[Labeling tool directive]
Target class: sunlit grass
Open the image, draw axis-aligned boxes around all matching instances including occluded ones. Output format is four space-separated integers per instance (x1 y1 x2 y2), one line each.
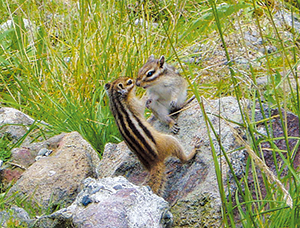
0 0 235 152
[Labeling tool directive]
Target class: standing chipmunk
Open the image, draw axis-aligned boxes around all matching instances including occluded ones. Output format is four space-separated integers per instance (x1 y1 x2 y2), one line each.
136 55 194 134
105 77 196 195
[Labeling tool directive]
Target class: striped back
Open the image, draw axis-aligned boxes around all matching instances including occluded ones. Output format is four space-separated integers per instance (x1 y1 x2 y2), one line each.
105 77 158 170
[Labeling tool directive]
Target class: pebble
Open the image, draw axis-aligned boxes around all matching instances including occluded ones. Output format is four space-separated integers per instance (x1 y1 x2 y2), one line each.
35 156 43 161
134 18 158 28
38 148 53 157
113 184 123 190
64 57 71 63
81 195 93 206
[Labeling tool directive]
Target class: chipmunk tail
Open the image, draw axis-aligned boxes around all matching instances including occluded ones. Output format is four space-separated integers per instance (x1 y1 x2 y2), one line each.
147 162 166 196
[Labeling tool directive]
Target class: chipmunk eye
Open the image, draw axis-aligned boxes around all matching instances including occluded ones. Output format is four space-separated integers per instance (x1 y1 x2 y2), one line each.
127 79 133 85
146 70 155 77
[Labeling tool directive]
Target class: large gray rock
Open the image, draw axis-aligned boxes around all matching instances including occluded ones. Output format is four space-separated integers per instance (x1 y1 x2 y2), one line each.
97 96 248 227
36 177 172 228
8 131 101 212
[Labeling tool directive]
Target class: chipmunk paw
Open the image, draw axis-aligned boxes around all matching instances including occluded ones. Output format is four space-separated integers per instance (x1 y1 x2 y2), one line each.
170 122 180 134
146 99 152 109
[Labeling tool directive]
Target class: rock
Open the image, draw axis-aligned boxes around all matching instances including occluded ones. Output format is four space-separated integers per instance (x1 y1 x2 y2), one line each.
0 133 66 189
97 96 248 227
0 107 35 145
0 19 33 31
10 148 36 168
0 18 36 46
0 206 32 227
10 133 66 168
37 148 53 157
244 30 259 43
255 75 268 86
0 107 52 155
274 10 300 35
36 177 172 228
171 192 222 227
0 169 24 187
258 45 277 54
247 107 300 198
8 132 101 212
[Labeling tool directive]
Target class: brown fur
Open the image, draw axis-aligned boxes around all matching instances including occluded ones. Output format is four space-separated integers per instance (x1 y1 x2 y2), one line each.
136 55 189 134
105 77 196 195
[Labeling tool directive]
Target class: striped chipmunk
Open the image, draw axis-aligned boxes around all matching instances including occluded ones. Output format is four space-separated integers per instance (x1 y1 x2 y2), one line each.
136 55 195 134
104 77 197 195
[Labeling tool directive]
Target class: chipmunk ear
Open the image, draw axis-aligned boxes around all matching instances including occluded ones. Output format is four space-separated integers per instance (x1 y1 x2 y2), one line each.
148 54 155 61
104 83 111 91
159 55 165 68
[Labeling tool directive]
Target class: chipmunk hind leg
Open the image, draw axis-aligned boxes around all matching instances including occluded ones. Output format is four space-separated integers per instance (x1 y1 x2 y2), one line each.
165 135 197 163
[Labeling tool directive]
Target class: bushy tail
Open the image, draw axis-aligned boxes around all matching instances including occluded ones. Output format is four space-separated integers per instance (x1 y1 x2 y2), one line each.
147 162 166 196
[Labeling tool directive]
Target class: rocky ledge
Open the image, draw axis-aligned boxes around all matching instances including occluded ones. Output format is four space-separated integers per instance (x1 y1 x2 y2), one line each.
0 96 299 227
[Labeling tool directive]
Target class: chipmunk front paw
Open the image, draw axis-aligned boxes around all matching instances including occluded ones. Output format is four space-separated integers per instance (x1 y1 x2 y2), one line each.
195 138 203 149
169 100 177 109
170 122 180 134
147 114 157 125
146 99 152 109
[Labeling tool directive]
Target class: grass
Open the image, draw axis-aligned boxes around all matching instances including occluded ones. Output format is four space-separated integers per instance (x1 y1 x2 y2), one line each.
204 0 300 227
0 0 300 227
0 134 13 162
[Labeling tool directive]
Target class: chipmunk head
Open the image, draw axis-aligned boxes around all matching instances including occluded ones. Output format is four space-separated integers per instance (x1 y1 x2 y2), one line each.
105 77 135 99
136 55 166 89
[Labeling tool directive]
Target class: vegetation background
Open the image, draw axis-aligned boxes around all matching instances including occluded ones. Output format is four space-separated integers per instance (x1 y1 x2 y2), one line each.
0 0 299 227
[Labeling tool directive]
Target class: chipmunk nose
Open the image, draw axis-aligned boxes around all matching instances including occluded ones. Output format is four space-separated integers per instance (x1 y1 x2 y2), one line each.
136 80 140 86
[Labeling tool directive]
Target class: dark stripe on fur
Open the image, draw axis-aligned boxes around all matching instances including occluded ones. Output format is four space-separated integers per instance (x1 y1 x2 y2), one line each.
145 75 158 82
111 98 152 169
116 95 158 160
109 89 150 160
133 115 156 145
108 88 158 168
113 94 153 158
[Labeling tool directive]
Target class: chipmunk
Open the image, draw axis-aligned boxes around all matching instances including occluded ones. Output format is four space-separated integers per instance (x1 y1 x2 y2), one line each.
136 55 194 134
105 77 197 195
